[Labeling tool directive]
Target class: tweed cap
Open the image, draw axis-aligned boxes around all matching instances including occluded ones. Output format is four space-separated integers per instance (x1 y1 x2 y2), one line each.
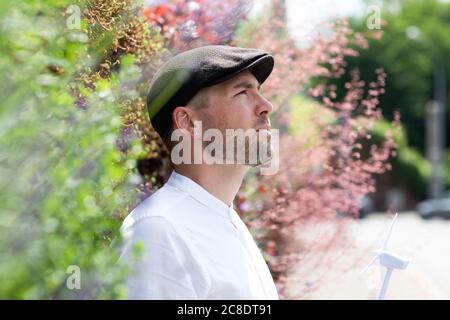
147 45 275 141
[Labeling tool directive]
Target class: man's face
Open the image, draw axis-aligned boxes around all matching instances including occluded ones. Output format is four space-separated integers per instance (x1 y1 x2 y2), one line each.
195 70 274 166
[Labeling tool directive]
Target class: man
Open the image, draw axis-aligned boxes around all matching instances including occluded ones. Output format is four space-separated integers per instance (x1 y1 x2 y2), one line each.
120 45 279 299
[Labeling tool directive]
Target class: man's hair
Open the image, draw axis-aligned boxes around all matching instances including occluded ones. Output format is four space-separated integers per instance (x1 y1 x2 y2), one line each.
163 88 210 151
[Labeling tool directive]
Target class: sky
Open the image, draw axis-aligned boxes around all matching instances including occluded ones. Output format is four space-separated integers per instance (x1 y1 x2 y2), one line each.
286 0 367 45
250 0 369 46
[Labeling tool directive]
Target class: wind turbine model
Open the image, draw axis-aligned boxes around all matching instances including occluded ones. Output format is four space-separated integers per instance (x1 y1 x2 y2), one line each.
363 213 409 300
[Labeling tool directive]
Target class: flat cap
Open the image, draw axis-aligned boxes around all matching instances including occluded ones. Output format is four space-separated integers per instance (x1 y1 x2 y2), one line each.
147 45 275 141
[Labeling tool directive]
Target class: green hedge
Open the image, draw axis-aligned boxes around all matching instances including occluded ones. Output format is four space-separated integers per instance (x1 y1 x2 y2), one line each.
0 0 150 299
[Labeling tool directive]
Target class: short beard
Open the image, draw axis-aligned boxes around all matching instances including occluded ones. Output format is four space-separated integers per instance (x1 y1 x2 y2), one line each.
201 122 273 166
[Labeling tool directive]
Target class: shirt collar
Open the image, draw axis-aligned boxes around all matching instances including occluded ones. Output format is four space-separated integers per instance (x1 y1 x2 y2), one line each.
166 170 234 218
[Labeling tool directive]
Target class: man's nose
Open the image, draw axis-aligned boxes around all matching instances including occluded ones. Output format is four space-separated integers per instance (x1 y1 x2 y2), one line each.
255 94 274 116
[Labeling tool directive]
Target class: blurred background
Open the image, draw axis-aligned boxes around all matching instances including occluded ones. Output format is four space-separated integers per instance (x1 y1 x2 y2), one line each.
0 0 448 299
274 0 450 299
254 0 450 215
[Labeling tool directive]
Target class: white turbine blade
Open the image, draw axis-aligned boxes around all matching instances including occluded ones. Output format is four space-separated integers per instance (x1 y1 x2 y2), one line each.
360 254 379 275
377 268 393 300
382 213 398 251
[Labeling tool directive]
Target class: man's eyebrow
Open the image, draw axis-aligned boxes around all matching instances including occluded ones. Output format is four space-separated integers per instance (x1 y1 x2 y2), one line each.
231 80 261 91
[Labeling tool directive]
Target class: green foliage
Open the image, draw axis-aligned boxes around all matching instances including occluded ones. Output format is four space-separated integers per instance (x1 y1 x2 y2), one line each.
287 94 334 145
332 0 450 197
0 0 148 298
346 0 450 151
446 150 450 186
370 119 431 197
394 146 431 194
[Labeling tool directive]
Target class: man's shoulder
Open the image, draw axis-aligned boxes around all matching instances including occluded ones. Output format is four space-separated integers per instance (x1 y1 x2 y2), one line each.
120 183 190 232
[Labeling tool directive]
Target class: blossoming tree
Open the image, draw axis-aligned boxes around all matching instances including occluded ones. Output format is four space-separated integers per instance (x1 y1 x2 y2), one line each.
139 0 399 298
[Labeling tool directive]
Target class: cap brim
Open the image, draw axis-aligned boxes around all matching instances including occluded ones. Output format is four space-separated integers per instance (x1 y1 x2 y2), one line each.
208 54 275 87
246 54 275 85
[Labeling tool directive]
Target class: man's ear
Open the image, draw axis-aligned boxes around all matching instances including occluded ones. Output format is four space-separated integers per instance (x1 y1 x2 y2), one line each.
172 106 195 137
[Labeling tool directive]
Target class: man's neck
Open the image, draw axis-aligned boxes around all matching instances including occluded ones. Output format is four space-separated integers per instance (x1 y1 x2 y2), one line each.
173 164 248 207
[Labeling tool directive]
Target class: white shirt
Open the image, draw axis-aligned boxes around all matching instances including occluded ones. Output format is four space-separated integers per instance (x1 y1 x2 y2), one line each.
119 170 279 300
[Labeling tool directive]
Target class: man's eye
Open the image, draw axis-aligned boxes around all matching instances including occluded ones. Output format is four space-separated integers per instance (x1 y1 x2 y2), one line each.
237 90 247 96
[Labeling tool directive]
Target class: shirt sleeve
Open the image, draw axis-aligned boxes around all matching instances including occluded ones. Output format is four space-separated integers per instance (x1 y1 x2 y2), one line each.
119 216 209 299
